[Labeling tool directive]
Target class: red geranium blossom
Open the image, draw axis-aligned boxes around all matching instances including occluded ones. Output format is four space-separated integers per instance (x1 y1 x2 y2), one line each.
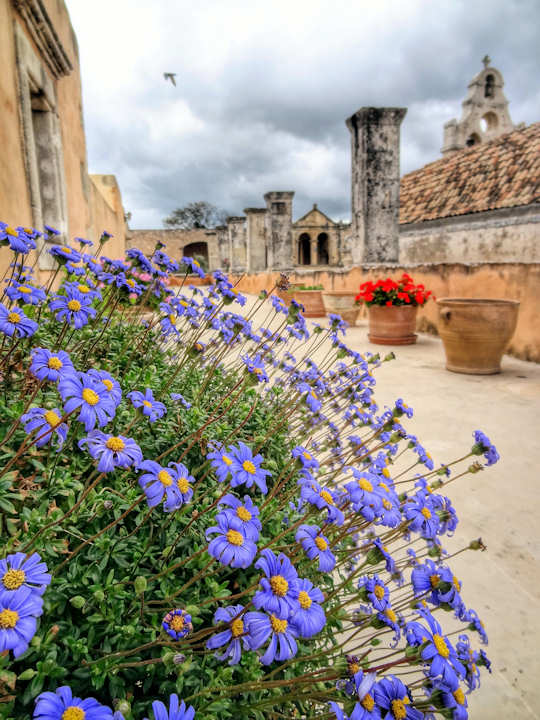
355 274 434 308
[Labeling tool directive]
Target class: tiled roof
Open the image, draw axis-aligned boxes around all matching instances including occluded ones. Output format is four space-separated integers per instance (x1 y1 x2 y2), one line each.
399 122 540 224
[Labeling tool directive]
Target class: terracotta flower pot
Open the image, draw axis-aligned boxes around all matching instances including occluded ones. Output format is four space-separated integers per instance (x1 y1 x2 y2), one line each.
437 298 520 374
277 289 326 318
322 291 359 325
368 305 418 345
168 274 211 287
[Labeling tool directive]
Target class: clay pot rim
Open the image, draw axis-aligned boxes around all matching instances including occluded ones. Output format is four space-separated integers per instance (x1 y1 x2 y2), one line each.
436 297 520 307
322 290 357 296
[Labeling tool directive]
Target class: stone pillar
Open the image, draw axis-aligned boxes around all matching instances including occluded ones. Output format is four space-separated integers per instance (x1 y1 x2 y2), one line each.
215 225 229 270
264 191 294 271
346 107 406 264
227 216 247 273
244 208 267 272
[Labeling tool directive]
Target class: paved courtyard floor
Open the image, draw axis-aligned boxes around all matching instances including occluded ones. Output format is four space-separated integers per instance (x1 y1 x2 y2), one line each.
341 319 540 719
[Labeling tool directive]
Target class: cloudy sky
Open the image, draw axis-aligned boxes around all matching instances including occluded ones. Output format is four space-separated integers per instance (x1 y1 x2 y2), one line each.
68 0 539 229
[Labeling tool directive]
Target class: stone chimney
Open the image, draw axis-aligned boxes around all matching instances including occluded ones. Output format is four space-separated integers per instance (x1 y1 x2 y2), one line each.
264 191 294 271
244 208 267 272
346 107 406 263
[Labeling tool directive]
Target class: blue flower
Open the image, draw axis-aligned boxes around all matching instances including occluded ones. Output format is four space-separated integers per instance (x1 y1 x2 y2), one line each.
244 610 298 665
75 236 93 247
358 575 390 612
415 611 465 685
241 353 269 383
300 481 344 526
63 280 102 302
138 460 193 512
295 524 335 572
20 407 68 449
289 578 326 638
1 224 36 253
49 290 96 328
403 495 440 539
432 676 469 720
181 256 205 278
33 685 113 719
217 494 261 541
48 244 82 265
142 693 195 720
29 348 74 383
472 430 499 466
162 609 193 639
229 442 272 494
0 552 50 603
58 371 116 431
79 430 143 473
5 282 46 305
44 225 61 236
207 443 235 482
206 604 251 665
292 445 320 472
0 585 43 657
170 392 191 409
206 514 257 569
253 549 300 619
0 304 38 338
87 369 122 408
373 676 423 720
127 388 166 423
330 670 380 720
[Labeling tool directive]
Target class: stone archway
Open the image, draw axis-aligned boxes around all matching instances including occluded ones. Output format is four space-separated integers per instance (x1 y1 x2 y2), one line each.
317 233 329 265
183 241 209 268
298 233 311 265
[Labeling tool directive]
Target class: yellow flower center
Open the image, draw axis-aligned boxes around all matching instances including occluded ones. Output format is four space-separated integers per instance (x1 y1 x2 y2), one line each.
430 574 440 588
373 584 385 600
361 693 375 712
48 356 63 370
298 590 312 609
269 615 288 634
236 506 252 521
177 477 190 494
143 400 152 408
105 436 125 453
194 342 203 351
170 615 185 632
380 482 389 491
44 410 62 428
61 247 71 254
158 470 173 487
62 708 85 720
126 279 135 287
453 687 465 705
314 536 328 551
2 569 25 590
385 608 397 623
303 452 312 460
382 467 391 478
82 388 99 406
231 618 244 637
192 259 200 267
383 498 393 510
433 633 450 658
358 478 373 492
269 575 289 597
169 314 177 324
179 301 188 308
222 455 232 466
77 284 90 293
18 286 32 294
0 609 19 629
421 507 431 519
226 529 244 546
6 227 17 236
319 490 334 505
102 379 113 392
391 699 407 719
242 460 256 475
67 299 81 311
7 312 20 323
453 575 461 591
349 661 360 675
253 368 263 375
310 391 317 399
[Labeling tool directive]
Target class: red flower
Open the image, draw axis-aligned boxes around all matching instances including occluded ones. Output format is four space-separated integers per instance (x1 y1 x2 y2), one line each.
385 300 393 306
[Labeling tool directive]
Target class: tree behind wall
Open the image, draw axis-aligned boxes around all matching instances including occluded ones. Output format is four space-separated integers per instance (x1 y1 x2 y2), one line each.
163 201 229 229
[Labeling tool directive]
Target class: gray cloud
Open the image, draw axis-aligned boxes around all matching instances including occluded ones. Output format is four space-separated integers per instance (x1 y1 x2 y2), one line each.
68 0 540 228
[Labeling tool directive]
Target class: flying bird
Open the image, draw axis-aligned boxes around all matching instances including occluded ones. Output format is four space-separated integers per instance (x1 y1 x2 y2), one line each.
163 72 177 86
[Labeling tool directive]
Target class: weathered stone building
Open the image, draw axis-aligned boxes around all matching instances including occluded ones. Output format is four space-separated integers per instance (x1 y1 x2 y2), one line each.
0 0 127 279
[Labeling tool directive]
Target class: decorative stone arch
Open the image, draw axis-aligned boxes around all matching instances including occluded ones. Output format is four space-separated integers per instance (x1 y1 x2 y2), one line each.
297 232 311 265
183 241 209 268
317 232 329 265
465 132 481 147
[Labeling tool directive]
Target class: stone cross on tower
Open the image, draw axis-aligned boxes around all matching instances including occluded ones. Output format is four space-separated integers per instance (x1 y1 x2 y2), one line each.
482 54 491 68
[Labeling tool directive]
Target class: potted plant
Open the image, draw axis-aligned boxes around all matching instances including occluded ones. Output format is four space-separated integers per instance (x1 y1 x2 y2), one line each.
322 289 359 325
355 273 433 345
437 297 520 374
277 283 326 318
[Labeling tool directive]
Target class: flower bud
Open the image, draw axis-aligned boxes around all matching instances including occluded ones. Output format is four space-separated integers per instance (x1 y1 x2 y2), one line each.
469 537 487 551
114 699 131 715
70 595 86 609
173 653 186 665
18 668 37 681
134 576 147 595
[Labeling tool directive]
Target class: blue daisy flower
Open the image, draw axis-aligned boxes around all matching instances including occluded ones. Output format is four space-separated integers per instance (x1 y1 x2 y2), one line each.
48 244 83 265
358 575 390 612
87 369 122 408
127 388 166 424
472 430 499 466
33 685 113 719
0 552 50 603
291 445 320 472
0 585 43 658
206 604 251 666
217 494 261 541
142 693 194 720
5 282 46 305
170 392 191 409
253 549 300 619
29 348 75 383
373 676 423 720
49 290 96 328
244 610 298 665
0 224 36 253
206 514 257 569
295 524 335 572
63 280 102 302
241 353 269 383
162 609 193 640
300 481 344 526
0 304 38 338
330 670 380 719
20 407 68 449
289 578 326 638
403 495 440 539
58 371 116 431
206 443 236 482
181 256 205 278
78 430 143 473
137 460 193 513
415 611 465 685
229 442 272 494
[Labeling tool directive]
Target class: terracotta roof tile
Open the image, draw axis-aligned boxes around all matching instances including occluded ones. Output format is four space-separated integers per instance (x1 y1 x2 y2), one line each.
399 122 540 224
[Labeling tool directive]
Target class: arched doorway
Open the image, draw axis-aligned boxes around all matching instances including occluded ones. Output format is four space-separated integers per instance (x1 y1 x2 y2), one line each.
317 233 329 265
183 241 209 269
298 233 311 265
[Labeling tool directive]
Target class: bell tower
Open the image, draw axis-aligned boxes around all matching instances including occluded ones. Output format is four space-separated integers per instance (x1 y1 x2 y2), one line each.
441 56 514 156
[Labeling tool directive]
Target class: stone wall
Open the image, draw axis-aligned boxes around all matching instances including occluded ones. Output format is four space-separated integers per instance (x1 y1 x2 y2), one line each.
231 263 540 363
127 228 219 270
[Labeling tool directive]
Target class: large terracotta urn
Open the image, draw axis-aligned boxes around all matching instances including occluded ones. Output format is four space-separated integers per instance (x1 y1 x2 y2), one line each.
368 305 418 345
277 289 326 318
322 291 359 325
436 298 520 374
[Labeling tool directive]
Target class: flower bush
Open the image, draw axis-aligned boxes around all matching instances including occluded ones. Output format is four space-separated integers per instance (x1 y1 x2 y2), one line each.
355 273 434 307
0 222 496 719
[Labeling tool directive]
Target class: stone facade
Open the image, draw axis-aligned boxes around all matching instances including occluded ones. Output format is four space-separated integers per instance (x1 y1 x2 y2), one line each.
0 0 127 280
